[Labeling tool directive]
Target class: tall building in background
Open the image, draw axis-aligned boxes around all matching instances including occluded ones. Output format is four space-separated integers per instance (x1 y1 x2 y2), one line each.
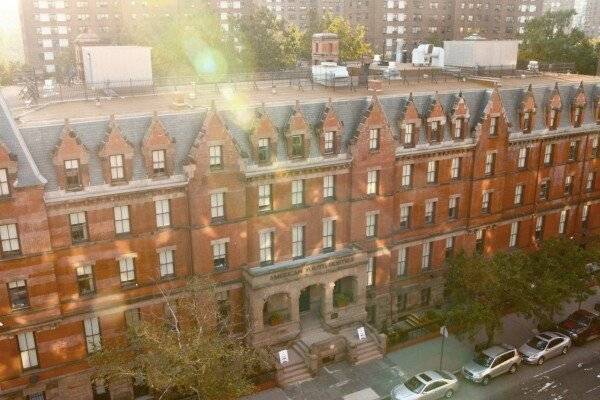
581 0 600 38
543 0 575 12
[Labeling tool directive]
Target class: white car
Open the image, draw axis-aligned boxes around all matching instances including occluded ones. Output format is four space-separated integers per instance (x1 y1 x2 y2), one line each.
518 331 571 365
391 370 459 399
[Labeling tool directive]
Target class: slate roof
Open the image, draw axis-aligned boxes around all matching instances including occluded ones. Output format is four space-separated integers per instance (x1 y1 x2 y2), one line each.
12 82 600 192
0 93 46 187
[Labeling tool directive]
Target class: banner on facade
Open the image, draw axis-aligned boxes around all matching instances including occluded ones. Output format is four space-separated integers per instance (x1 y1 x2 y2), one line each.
278 349 289 364
357 326 367 342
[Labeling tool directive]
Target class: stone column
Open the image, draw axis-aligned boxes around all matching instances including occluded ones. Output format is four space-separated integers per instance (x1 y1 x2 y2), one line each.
322 281 335 318
289 290 300 323
249 294 264 332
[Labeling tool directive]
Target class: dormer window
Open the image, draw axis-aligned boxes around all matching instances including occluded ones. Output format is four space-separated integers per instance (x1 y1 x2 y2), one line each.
257 138 271 163
549 109 559 130
574 106 584 127
109 154 124 181
64 159 81 190
453 118 463 139
369 128 380 150
522 111 533 133
152 150 166 175
324 131 335 155
0 169 9 196
403 124 414 147
291 135 304 158
490 117 499 137
209 145 223 169
430 121 441 142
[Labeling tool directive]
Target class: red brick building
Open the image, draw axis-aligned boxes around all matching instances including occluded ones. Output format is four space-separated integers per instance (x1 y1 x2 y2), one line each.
1 81 600 398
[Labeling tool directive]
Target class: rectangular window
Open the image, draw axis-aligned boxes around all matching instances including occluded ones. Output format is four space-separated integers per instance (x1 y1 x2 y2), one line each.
159 249 175 277
397 247 407 277
109 154 124 181
0 168 10 196
535 215 544 241
323 175 335 199
401 164 412 187
291 180 304 206
365 213 378 238
28 392 46 400
420 287 431 306
490 116 499 136
421 242 431 270
210 192 225 220
367 257 375 286
257 138 270 163
582 204 590 226
448 196 459 219
426 160 438 183
155 199 171 227
400 205 411 229
259 231 273 264
324 131 334 154
425 200 436 224
292 225 304 259
514 184 524 205
481 192 491 213
69 212 88 243
8 280 29 310
114 205 130 234
523 111 532 132
152 150 166 174
369 128 380 150
124 309 141 329
367 170 379 195
0 223 20 256
322 219 335 252
450 157 461 179
517 147 528 169
564 175 573 195
291 135 304 157
484 152 496 175
209 145 223 168
445 236 455 258
539 180 550 200
64 159 81 189
76 265 95 296
404 123 414 146
550 109 559 129
592 136 599 158
84 317 101 353
568 141 579 162
430 121 441 142
453 118 463 139
119 257 136 284
258 184 272 212
559 209 568 234
509 221 519 247
475 228 485 253
575 107 583 126
212 241 228 271
587 172 596 192
543 144 554 165
17 332 38 369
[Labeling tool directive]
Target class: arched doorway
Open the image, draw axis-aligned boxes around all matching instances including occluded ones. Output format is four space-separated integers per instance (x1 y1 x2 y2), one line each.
299 284 324 329
263 293 291 327
333 276 357 308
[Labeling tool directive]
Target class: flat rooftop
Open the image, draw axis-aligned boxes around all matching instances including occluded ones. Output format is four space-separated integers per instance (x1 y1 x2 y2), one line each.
4 72 600 127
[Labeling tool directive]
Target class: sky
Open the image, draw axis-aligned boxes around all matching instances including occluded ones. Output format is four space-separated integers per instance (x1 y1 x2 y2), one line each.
0 0 20 30
0 0 22 62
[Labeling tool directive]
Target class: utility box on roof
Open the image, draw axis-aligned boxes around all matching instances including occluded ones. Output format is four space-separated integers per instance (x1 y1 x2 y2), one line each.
443 39 518 69
81 46 152 87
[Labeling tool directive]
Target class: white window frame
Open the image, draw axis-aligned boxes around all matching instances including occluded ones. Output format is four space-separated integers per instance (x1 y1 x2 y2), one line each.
152 149 166 174
366 257 375 286
0 223 20 255
484 152 495 175
322 219 335 250
559 209 568 234
17 332 38 369
109 154 124 180
543 144 553 165
259 231 273 264
514 184 523 205
365 212 378 238
450 157 461 179
509 221 519 247
404 123 414 145
401 164 412 187
323 175 335 199
324 131 334 153
400 205 411 228
155 199 171 227
113 205 130 234
258 184 272 212
517 147 528 169
209 145 223 168
367 170 379 195
211 192 225 219
482 191 491 213
159 249 175 277
119 257 136 284
291 180 304 206
84 317 101 353
426 161 437 183
397 247 407 276
369 128 380 150
421 242 431 270
0 168 9 196
292 225 304 259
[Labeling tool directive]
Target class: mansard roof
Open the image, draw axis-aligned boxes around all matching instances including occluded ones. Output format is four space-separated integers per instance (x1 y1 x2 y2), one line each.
14 82 600 191
0 93 46 187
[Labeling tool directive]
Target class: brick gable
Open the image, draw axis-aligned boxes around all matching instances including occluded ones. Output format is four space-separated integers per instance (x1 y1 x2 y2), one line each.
249 107 278 164
284 101 311 159
519 84 537 132
52 120 90 190
546 83 563 129
97 115 135 184
318 99 343 156
0 140 18 191
424 93 446 143
570 82 587 127
449 91 471 139
142 112 176 178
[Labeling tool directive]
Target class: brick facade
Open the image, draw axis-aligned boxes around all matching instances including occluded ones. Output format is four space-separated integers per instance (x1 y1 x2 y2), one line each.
1 82 600 399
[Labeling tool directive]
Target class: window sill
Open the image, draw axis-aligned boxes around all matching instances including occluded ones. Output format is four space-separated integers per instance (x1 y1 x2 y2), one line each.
9 305 31 313
71 239 90 245
257 209 273 215
0 195 12 202
321 247 334 254
65 186 83 192
323 197 336 203
1 251 23 259
110 179 128 186
160 274 177 281
78 292 97 299
211 216 226 225
259 261 274 267
121 282 138 289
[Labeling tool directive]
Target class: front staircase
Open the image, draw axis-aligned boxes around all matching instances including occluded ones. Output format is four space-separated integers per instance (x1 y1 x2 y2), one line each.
339 324 385 365
275 346 312 386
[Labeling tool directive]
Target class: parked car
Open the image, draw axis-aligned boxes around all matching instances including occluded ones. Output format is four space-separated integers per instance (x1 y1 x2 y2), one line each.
391 370 459 399
462 344 521 385
557 309 600 345
518 331 571 365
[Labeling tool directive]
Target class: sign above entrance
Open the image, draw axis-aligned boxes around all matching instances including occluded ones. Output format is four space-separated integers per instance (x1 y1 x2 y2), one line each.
278 349 289 364
269 255 355 282
357 326 367 342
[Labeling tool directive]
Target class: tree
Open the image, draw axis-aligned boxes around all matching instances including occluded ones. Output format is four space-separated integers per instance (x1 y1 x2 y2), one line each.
89 277 270 400
322 14 372 61
518 10 599 75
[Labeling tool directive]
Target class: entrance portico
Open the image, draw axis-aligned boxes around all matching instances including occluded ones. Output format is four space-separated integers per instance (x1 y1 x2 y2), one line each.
243 247 369 347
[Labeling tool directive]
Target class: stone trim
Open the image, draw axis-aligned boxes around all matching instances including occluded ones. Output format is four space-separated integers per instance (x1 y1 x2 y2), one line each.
210 238 230 246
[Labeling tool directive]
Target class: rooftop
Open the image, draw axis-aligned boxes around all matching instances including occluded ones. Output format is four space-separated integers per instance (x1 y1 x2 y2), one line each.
5 73 599 127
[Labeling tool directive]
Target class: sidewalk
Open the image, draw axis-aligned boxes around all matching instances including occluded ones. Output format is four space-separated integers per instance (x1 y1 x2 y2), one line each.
247 293 600 400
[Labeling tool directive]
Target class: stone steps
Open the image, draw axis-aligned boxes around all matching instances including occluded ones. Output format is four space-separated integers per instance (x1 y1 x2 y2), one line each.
353 340 383 365
276 347 313 387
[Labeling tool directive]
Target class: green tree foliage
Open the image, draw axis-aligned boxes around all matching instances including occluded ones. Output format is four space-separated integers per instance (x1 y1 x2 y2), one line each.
444 238 597 346
89 277 270 400
519 10 599 74
322 14 372 61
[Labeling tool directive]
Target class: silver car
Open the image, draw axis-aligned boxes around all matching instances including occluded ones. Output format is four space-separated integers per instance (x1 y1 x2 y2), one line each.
391 370 459 400
518 331 571 365
462 344 521 385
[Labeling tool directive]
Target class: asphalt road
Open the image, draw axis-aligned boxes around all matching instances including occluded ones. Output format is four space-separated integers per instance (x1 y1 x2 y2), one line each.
452 340 600 400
